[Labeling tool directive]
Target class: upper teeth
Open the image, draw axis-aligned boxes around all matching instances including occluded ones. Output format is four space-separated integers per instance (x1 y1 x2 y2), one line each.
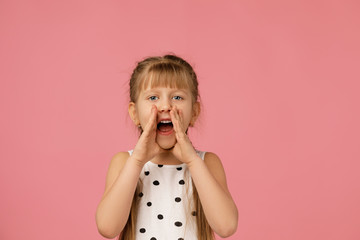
160 120 171 123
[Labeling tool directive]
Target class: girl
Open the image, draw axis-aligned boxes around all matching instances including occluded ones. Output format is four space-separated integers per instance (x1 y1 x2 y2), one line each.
96 54 238 240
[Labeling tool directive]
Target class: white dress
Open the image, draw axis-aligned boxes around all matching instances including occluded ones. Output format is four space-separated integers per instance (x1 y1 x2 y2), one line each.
128 149 206 240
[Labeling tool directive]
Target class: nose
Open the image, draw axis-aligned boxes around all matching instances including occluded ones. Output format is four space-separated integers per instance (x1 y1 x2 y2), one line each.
157 98 172 112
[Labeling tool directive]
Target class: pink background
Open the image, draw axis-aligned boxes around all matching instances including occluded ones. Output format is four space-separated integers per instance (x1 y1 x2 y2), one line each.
1 0 359 239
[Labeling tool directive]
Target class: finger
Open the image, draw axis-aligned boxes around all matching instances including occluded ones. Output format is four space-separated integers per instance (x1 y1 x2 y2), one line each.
175 108 190 132
171 107 181 126
171 108 186 140
173 107 184 130
143 105 157 134
170 108 180 132
172 106 181 123
149 105 158 131
177 109 184 125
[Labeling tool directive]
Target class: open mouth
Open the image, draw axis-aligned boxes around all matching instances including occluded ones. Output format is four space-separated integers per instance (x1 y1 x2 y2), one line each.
157 120 174 133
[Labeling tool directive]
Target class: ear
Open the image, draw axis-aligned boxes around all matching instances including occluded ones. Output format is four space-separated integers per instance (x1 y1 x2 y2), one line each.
190 102 200 127
128 102 140 126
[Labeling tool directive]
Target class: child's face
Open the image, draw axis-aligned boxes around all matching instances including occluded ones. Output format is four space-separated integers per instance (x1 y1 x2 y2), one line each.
129 86 200 150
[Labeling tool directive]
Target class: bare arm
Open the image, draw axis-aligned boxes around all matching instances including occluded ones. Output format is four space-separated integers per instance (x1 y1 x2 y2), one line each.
95 152 143 238
96 105 162 238
188 152 238 238
169 106 238 237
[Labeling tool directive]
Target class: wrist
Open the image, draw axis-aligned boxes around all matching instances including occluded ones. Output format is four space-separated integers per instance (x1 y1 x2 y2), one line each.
187 155 203 169
127 155 146 169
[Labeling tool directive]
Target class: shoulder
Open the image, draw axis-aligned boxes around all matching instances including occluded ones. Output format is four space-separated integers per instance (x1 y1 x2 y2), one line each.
203 152 224 172
195 150 223 167
112 151 131 160
103 151 130 193
203 151 220 162
107 151 131 174
203 151 230 192
109 151 130 170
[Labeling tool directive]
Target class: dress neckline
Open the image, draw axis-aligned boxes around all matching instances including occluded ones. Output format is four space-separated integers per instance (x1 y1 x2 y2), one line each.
148 161 186 168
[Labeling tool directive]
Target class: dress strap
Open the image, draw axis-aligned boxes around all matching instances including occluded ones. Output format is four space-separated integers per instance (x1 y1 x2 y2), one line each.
195 149 206 160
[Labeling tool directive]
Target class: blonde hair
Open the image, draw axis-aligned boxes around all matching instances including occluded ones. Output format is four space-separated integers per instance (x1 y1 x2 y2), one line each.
129 55 199 104
120 54 214 240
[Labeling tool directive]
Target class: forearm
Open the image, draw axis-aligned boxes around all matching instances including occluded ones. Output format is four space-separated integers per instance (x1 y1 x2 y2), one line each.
96 157 143 238
188 157 238 237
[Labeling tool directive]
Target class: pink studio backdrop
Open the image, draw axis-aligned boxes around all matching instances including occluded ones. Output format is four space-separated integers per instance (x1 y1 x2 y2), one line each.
1 1 359 239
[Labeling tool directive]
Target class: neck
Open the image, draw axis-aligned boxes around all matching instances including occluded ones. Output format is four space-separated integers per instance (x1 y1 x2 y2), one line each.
150 150 183 165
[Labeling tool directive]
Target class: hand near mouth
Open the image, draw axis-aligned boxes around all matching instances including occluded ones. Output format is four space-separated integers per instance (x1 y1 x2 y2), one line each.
131 105 162 167
170 106 199 166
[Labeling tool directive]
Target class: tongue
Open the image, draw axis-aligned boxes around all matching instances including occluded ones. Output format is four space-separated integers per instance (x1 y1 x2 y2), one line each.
158 123 173 132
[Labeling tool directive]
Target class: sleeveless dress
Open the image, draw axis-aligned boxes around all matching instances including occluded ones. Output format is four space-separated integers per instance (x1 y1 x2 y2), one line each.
128 149 206 240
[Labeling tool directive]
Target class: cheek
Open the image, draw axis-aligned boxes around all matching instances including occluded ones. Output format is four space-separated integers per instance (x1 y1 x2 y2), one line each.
179 108 193 125
136 105 152 124
143 110 152 123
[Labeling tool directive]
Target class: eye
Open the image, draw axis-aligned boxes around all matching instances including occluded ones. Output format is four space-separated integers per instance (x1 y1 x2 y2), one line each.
148 96 158 101
173 96 183 100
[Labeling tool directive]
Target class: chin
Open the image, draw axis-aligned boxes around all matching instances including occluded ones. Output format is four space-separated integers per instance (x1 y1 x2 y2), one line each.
158 142 176 150
160 145 175 151
156 137 176 150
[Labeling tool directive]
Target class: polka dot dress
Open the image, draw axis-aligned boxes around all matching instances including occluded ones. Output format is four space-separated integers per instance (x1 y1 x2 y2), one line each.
128 149 206 240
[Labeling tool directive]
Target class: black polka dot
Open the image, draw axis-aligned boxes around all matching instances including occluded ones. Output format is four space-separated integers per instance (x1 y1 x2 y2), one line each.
179 179 185 185
178 238 184 240
147 202 152 207
191 211 197 216
150 238 157 240
157 214 163 220
158 164 163 168
174 221 183 227
176 167 182 171
139 228 146 233
153 180 160 186
144 171 150 176
175 197 181 202
138 192 144 197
